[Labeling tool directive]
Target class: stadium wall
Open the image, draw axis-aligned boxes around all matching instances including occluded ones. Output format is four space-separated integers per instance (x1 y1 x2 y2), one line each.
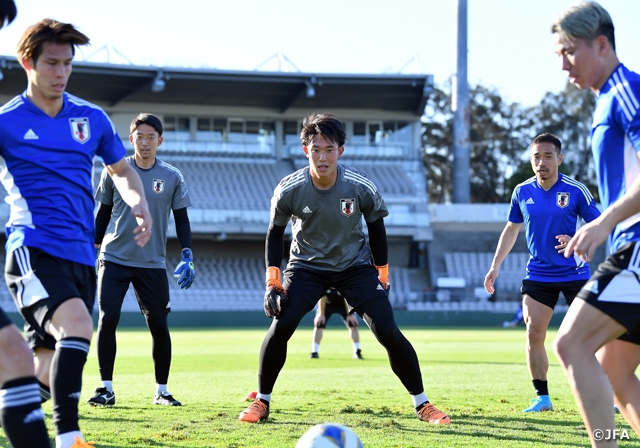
4 310 565 329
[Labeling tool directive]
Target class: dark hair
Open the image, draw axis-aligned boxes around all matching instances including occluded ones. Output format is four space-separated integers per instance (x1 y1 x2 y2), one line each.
17 18 89 64
0 0 16 29
130 113 163 136
531 133 562 153
300 112 346 147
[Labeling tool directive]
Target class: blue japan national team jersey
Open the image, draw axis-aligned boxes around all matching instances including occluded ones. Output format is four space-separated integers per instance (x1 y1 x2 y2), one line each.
508 174 601 281
0 92 126 266
591 63 640 251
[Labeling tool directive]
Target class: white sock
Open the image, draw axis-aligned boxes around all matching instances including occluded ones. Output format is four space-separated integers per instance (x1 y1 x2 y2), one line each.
156 384 168 395
55 431 83 448
257 393 271 403
102 380 113 392
353 342 360 352
411 392 428 408
312 343 319 353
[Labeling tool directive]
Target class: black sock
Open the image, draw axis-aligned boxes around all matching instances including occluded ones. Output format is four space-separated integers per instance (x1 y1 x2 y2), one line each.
532 379 549 396
51 337 90 435
258 398 270 406
0 377 51 448
38 380 51 404
415 401 430 411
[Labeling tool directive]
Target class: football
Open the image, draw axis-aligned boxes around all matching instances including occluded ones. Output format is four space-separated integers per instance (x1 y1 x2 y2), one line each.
295 423 364 448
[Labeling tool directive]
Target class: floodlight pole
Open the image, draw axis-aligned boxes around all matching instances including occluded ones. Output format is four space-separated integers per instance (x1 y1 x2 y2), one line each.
452 0 470 203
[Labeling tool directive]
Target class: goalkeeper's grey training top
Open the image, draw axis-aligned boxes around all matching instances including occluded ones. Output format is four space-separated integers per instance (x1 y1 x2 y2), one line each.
95 156 191 269
270 164 388 272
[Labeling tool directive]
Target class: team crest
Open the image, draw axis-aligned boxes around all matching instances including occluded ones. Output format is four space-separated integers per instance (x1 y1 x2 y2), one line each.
69 117 90 143
153 179 165 194
556 192 570 208
340 198 355 216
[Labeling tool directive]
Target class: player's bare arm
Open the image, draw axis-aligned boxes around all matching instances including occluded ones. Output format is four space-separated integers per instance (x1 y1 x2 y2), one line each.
484 221 522 294
105 158 153 247
566 173 640 262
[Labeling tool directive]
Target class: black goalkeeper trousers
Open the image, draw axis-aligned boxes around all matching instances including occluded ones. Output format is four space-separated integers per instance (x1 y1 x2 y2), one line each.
258 267 425 396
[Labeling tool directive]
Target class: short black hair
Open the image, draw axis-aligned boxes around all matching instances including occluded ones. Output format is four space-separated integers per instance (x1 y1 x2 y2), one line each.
531 133 562 153
130 113 163 136
300 112 346 147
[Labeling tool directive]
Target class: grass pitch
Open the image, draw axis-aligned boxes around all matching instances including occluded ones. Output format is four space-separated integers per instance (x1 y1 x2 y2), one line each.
4 326 639 447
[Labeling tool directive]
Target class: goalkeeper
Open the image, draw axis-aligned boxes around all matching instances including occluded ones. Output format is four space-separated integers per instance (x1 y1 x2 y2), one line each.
90 113 194 408
239 112 450 425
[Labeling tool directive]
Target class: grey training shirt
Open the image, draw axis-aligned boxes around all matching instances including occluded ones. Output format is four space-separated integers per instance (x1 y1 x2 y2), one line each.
271 164 388 272
95 156 191 268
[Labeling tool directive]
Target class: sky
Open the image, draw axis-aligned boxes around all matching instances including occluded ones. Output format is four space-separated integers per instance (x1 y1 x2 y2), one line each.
0 0 637 107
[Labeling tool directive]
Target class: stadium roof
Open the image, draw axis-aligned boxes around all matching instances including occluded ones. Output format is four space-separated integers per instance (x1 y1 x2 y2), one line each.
0 57 434 116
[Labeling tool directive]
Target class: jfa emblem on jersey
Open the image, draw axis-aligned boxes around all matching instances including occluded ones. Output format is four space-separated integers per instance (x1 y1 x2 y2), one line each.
153 179 165 194
69 117 90 144
340 198 355 216
557 192 570 208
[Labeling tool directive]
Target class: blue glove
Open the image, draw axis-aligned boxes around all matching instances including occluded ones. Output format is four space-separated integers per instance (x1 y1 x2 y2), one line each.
173 249 195 289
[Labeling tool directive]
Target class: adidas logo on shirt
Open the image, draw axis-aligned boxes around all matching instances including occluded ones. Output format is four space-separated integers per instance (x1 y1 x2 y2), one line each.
376 284 384 291
302 206 312 214
525 198 534 204
23 129 39 140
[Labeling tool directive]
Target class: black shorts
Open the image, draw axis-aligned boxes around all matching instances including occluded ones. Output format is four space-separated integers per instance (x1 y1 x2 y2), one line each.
576 242 640 345
284 264 388 312
0 306 13 330
5 246 95 351
98 260 170 316
316 303 351 329
521 279 586 309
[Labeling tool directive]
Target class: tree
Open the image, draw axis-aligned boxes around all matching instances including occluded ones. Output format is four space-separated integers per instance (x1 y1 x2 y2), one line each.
422 83 529 203
422 80 598 203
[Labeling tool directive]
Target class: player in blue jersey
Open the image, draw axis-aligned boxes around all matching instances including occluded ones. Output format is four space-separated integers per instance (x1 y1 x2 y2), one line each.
0 5 53 448
484 132 600 414
0 19 152 448
239 113 450 426
550 2 640 444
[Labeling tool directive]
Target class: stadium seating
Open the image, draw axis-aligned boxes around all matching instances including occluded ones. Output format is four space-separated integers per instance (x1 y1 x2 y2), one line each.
291 159 418 197
443 252 529 296
84 152 429 312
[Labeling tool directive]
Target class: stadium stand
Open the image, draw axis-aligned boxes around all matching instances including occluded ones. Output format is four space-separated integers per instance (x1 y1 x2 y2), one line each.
442 251 529 296
92 255 418 312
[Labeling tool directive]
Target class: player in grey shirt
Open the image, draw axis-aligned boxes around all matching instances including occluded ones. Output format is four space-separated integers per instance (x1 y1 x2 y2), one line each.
239 112 450 425
88 113 194 407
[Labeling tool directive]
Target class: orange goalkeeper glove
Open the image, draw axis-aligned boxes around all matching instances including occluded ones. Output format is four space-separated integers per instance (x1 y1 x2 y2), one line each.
264 267 287 318
376 264 390 295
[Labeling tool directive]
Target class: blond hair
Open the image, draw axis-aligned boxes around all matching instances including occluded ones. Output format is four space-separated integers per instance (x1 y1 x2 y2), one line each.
551 1 615 50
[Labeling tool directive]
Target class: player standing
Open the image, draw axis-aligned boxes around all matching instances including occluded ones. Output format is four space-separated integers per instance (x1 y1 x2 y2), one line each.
0 3 52 448
550 2 640 445
239 112 450 425
310 288 363 359
484 133 600 413
89 113 193 407
0 19 152 448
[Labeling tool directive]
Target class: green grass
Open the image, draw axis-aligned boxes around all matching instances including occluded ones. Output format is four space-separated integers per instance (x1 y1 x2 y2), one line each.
4 327 640 447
